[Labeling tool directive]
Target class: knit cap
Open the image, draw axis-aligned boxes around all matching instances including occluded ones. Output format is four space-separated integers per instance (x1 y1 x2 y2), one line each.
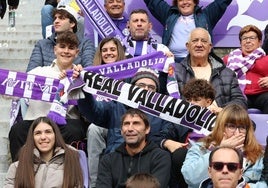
130 67 160 92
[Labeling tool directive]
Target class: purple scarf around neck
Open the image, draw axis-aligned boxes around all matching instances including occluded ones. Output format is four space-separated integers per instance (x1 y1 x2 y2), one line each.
227 47 265 93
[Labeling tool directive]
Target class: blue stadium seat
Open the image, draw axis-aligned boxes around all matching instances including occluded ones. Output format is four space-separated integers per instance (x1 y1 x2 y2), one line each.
249 114 268 148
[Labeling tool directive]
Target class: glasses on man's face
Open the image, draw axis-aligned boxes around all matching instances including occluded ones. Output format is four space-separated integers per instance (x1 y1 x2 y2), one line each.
241 36 258 42
225 123 247 133
135 83 156 91
210 162 241 172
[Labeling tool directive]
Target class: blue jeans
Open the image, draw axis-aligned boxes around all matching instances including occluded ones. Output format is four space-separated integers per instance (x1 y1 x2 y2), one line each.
87 124 108 188
41 4 55 38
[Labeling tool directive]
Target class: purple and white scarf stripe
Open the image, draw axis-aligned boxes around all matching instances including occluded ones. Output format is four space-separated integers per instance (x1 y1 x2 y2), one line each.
76 0 124 40
3 52 179 124
0 69 59 102
227 48 265 92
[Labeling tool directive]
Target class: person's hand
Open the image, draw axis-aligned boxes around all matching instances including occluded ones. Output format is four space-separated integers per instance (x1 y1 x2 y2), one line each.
78 10 84 17
59 70 67 80
258 77 268 88
164 139 188 153
72 64 83 79
220 132 245 150
207 104 222 114
164 50 174 58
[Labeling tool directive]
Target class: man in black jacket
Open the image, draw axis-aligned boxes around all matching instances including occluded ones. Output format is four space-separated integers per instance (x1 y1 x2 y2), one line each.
96 108 171 188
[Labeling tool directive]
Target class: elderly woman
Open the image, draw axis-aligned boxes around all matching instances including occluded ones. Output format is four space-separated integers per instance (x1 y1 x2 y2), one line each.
181 104 266 188
224 25 268 114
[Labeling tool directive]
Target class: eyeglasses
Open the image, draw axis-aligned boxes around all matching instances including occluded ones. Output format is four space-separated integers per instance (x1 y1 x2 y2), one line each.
135 83 156 91
241 36 258 42
210 162 241 172
225 123 247 133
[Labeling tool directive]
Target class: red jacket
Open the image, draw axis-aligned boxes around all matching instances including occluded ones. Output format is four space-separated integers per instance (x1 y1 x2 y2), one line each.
223 55 268 95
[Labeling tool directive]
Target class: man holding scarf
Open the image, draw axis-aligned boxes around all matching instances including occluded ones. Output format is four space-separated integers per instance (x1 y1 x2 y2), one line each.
8 31 88 162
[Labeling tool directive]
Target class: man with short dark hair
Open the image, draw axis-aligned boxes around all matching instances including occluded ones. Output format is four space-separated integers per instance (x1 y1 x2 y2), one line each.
27 5 95 72
199 146 246 188
124 9 172 59
96 108 171 188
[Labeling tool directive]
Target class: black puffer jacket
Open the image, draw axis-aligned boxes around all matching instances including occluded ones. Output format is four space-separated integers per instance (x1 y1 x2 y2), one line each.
174 52 247 109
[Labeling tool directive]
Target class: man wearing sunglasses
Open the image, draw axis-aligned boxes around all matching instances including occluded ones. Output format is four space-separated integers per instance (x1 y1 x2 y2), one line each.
200 146 247 188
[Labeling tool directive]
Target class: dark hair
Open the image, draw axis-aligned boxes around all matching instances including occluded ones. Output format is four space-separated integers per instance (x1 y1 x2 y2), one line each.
121 108 150 129
172 0 199 6
125 173 160 188
209 146 243 168
129 9 150 22
182 78 215 102
56 30 79 48
53 8 77 33
239 25 262 42
14 117 83 188
93 37 125 66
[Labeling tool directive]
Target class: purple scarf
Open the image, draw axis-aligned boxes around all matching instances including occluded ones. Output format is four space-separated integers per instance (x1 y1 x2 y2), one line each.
1 52 178 125
227 47 265 93
76 0 124 40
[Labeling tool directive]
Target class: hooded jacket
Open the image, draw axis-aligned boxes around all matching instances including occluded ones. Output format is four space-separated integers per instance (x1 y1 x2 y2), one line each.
174 52 247 109
96 141 171 188
26 32 95 72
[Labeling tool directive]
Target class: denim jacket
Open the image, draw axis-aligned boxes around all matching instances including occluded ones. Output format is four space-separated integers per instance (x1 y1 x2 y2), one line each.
144 0 232 46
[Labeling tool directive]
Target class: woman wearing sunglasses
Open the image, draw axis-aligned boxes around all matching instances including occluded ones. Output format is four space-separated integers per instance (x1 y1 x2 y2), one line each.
181 103 266 188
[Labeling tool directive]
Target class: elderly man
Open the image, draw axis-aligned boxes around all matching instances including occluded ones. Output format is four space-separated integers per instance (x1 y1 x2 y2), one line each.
85 0 128 46
174 27 247 113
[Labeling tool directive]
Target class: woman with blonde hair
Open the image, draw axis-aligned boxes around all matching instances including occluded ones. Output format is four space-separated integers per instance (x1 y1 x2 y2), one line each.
181 104 265 188
4 117 84 188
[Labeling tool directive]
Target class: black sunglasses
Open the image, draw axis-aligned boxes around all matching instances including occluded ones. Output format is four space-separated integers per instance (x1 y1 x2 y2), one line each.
210 162 241 172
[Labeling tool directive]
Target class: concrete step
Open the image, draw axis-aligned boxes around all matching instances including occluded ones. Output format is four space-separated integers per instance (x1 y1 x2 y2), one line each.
0 59 28 72
0 0 46 186
0 47 33 59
